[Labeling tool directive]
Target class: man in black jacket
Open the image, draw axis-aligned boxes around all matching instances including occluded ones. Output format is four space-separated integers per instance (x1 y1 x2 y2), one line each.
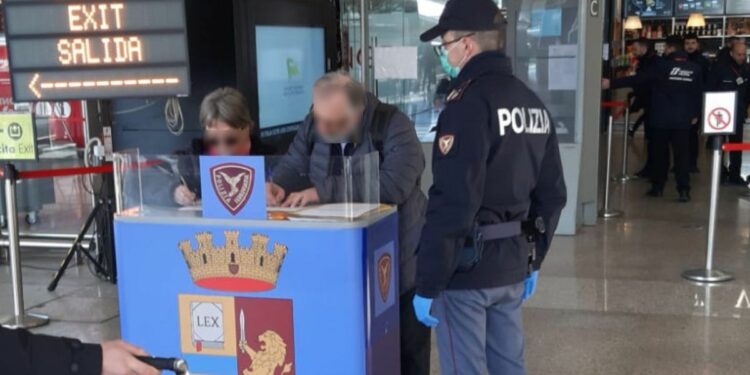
415 1 567 373
685 33 710 172
0 326 158 375
707 40 750 185
629 38 659 177
605 36 703 202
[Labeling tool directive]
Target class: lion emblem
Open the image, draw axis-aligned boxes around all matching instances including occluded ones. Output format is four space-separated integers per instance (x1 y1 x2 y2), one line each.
239 330 293 375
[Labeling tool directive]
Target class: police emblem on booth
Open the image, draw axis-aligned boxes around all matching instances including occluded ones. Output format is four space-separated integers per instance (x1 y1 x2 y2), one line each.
372 242 395 317
178 295 296 375
200 156 267 219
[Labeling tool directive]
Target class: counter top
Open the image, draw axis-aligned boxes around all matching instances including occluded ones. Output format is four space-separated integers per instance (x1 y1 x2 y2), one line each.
114 204 397 229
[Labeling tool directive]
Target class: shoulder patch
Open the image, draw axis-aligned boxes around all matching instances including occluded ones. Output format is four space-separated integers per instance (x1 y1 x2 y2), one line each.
438 134 455 155
446 79 474 103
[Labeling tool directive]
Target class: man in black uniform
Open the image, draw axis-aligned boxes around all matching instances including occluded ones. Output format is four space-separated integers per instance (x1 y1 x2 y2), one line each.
685 33 710 172
707 40 750 185
413 0 567 373
0 326 159 375
628 38 659 176
604 36 703 202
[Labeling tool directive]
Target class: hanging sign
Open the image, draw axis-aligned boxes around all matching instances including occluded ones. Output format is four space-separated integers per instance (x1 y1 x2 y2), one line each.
4 0 190 102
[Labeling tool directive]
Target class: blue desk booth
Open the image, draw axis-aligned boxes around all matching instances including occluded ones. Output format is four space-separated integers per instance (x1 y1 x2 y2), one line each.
113 153 399 374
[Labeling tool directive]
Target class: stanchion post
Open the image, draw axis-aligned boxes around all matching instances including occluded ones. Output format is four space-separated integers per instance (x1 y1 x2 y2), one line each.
600 114 623 219
616 107 635 182
682 137 734 283
0 164 49 329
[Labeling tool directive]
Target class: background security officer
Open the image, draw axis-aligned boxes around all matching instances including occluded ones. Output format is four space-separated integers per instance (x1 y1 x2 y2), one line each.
604 36 703 202
707 40 750 185
413 0 567 374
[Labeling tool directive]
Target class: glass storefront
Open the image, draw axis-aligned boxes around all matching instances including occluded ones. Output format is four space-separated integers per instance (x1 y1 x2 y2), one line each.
339 0 580 144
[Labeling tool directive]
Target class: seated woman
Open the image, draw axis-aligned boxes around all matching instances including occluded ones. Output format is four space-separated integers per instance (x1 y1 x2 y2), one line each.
170 87 257 206
141 87 258 207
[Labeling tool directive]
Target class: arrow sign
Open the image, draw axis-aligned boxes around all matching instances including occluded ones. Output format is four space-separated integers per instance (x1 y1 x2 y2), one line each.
28 73 182 100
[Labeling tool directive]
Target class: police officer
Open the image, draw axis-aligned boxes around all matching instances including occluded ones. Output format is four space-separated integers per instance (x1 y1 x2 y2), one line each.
684 33 710 172
604 36 703 202
707 40 750 185
413 0 567 373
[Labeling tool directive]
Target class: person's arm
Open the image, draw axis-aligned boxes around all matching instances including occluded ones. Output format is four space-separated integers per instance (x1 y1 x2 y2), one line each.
416 95 490 298
1 326 102 374
378 112 425 205
271 116 315 193
0 326 159 375
611 63 658 90
528 129 567 270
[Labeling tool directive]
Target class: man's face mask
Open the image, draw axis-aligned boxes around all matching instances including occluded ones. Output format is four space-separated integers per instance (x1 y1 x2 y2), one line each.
436 33 472 79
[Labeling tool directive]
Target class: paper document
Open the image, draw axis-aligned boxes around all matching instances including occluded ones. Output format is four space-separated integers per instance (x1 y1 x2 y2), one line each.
373 47 418 80
548 44 578 91
289 203 381 221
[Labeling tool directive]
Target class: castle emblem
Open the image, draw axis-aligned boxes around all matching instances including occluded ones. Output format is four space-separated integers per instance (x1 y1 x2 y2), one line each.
211 163 255 215
377 253 392 303
179 232 288 292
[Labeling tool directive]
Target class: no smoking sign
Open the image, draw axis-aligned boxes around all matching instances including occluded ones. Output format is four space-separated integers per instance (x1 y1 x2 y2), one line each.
708 107 732 130
703 92 737 135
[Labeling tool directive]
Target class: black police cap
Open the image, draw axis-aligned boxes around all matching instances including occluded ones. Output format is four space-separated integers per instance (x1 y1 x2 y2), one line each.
420 0 502 42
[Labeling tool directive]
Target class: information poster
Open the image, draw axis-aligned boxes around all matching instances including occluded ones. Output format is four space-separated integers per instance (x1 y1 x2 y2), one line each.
0 112 37 161
626 0 674 17
255 26 325 129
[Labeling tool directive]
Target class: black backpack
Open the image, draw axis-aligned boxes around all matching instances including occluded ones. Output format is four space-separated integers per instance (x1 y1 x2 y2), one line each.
305 102 398 162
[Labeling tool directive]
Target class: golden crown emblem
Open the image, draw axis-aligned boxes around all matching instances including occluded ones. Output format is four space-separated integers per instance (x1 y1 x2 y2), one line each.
179 232 288 292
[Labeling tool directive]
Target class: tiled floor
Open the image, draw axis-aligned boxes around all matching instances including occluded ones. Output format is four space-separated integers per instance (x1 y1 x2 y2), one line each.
3 131 750 374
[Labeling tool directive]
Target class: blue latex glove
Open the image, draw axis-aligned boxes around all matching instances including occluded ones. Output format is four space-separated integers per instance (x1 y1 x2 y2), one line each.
523 271 539 301
412 294 439 327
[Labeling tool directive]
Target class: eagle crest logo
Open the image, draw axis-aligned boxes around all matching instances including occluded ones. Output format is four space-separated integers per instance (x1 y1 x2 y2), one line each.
210 163 255 215
377 254 392 303
438 134 455 155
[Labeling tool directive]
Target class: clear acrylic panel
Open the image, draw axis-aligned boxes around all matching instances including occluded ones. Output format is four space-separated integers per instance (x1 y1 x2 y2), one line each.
114 151 382 222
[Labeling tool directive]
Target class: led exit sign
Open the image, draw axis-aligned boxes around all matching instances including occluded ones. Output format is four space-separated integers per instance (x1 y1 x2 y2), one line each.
4 0 190 102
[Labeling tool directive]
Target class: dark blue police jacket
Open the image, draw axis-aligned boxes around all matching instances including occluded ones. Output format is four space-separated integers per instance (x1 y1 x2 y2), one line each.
707 59 750 123
613 51 703 130
416 51 567 298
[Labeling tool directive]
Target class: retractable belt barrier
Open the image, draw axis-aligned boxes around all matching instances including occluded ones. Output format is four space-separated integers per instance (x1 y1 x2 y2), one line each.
681 139 740 284
600 101 627 219
0 161 159 329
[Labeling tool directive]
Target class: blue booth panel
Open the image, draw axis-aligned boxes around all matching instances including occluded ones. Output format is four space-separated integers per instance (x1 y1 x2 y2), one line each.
114 210 400 375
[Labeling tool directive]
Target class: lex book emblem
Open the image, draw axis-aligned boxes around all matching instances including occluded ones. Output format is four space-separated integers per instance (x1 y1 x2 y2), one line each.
210 163 255 215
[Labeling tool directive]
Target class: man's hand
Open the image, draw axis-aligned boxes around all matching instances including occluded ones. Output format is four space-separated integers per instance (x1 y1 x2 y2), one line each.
173 185 197 206
101 340 159 375
413 294 439 327
691 117 698 125
282 187 320 208
602 78 611 90
266 182 286 206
